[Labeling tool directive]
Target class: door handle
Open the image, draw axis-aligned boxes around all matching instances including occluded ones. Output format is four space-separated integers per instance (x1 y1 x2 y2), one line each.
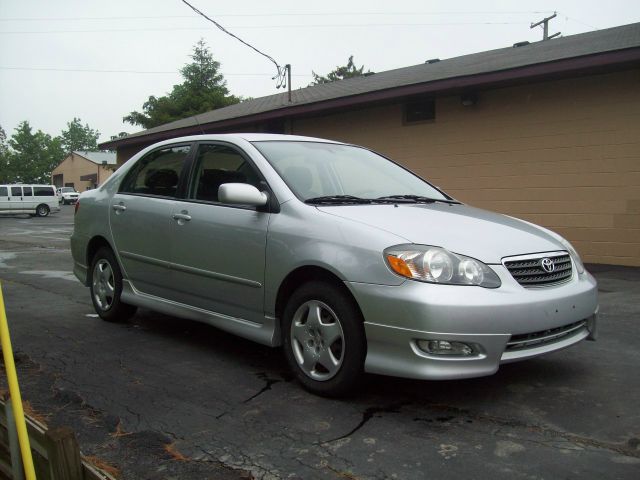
112 204 127 212
172 213 192 221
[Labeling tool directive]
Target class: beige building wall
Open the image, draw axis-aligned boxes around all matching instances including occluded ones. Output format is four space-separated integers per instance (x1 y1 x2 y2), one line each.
291 69 640 266
51 153 115 191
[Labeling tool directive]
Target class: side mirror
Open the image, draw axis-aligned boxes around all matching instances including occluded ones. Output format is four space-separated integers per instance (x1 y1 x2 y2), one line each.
218 183 268 207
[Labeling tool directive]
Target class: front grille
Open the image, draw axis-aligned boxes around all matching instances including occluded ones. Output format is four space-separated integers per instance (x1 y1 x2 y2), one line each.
504 253 572 287
505 320 587 351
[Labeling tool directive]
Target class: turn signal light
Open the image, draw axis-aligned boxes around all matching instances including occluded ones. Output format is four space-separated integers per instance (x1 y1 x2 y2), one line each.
386 255 412 278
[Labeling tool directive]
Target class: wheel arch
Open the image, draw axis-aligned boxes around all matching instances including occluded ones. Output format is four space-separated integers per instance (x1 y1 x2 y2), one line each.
35 203 50 216
86 236 115 269
274 265 364 331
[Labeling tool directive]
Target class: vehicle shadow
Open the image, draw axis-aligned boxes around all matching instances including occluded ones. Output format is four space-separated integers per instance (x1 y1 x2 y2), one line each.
124 307 590 409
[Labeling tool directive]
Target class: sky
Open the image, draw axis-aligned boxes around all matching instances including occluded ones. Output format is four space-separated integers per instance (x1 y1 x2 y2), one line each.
1 0 639 144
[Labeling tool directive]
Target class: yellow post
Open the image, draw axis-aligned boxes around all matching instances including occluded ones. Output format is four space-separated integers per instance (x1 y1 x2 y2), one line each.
0 283 37 480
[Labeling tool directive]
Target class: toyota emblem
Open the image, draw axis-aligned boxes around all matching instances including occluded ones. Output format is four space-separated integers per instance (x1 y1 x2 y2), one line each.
541 258 555 273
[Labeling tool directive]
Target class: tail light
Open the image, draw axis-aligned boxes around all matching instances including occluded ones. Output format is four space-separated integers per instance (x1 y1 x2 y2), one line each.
74 200 80 215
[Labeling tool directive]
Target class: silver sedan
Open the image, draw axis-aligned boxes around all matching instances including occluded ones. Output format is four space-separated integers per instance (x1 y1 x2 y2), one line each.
71 134 598 396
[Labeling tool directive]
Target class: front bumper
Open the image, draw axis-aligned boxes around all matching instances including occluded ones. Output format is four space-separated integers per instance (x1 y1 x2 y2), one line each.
348 265 598 380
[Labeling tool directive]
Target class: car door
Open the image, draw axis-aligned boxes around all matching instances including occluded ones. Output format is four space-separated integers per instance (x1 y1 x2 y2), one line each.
167 142 271 323
21 186 35 211
9 186 23 212
109 143 193 299
0 186 9 213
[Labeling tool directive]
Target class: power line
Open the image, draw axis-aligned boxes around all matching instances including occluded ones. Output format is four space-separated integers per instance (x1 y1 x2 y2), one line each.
0 66 312 77
556 11 599 30
180 0 288 91
0 11 556 21
0 22 528 34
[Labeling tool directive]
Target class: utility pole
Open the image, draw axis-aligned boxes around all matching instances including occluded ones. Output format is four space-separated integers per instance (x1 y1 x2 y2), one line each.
530 12 561 40
274 64 292 102
286 64 292 103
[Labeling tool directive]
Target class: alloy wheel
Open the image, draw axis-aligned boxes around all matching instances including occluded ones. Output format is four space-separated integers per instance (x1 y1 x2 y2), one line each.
290 300 345 381
92 259 115 311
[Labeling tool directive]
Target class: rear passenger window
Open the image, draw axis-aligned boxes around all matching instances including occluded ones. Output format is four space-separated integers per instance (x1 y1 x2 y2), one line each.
120 145 190 197
190 144 263 203
23 187 33 196
0 187 7 196
11 187 22 196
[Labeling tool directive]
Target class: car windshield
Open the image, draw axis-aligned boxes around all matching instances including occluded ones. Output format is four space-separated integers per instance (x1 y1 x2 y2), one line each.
252 141 449 203
61 187 75 192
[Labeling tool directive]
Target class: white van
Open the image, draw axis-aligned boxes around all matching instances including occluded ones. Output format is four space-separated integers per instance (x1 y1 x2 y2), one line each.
0 184 61 217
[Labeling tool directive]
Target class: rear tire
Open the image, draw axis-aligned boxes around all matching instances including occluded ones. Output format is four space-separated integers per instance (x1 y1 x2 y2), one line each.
35 204 50 217
90 247 137 322
282 281 366 397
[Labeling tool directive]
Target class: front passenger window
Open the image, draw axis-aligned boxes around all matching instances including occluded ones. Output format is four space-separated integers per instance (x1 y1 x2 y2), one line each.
190 144 263 203
120 145 190 197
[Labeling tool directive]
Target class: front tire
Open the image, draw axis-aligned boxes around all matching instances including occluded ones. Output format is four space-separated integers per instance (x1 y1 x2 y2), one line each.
35 204 50 217
283 281 366 397
90 247 137 322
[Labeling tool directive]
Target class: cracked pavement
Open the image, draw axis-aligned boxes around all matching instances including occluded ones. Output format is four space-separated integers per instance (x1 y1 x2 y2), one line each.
1 208 639 479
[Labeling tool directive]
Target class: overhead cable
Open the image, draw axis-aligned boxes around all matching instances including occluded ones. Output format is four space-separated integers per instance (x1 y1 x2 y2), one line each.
180 0 287 88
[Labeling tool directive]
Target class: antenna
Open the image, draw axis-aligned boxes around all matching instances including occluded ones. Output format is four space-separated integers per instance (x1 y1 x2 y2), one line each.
530 12 560 40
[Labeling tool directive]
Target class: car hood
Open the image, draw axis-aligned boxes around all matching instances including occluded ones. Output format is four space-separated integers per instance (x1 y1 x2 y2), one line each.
317 203 564 263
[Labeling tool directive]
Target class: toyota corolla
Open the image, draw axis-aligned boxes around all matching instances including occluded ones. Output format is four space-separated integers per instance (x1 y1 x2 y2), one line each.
71 134 598 396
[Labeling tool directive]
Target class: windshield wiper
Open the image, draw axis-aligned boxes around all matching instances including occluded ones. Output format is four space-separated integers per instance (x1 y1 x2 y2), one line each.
305 195 372 205
377 195 460 204
305 194 457 205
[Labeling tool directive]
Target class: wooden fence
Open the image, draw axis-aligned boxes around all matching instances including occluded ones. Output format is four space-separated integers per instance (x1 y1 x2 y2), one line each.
0 398 114 480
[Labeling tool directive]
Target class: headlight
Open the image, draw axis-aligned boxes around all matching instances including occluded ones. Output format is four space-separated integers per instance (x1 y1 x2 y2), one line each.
558 238 585 274
384 245 501 288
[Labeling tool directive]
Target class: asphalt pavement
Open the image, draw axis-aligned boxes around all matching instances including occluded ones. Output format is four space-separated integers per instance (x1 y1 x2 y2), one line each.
0 206 639 479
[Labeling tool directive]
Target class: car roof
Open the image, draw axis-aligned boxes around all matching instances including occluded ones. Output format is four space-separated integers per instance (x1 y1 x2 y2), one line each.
152 133 346 146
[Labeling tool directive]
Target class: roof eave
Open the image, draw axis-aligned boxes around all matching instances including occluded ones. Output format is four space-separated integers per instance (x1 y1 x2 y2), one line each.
99 47 640 151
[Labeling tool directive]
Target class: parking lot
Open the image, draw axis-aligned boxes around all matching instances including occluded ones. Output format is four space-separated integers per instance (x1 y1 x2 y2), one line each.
1 206 639 479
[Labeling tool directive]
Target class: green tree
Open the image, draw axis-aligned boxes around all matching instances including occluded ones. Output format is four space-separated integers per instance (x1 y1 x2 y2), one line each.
61 117 100 152
0 125 7 152
124 39 241 129
110 132 129 141
6 121 64 183
0 125 12 183
310 55 374 85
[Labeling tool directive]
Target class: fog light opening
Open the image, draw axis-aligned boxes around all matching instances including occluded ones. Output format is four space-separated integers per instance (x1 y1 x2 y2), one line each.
417 339 475 356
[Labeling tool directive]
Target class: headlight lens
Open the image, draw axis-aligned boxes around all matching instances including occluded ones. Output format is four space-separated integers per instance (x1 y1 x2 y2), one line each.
558 238 585 274
384 245 501 288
